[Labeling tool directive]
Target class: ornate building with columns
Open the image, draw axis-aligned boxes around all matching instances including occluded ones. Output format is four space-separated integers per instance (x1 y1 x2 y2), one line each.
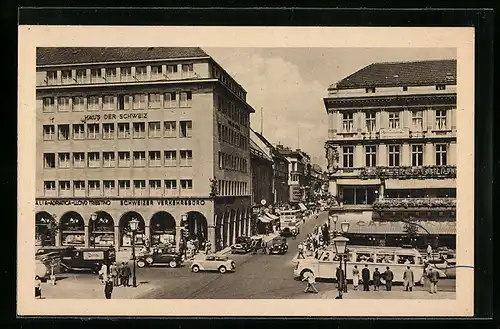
324 59 457 224
35 47 255 251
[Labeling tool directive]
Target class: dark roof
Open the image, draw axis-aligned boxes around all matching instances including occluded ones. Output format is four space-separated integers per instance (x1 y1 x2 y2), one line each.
336 60 457 89
251 129 288 162
36 47 210 66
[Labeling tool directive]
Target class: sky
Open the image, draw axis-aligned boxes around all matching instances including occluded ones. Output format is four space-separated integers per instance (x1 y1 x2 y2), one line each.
204 48 456 169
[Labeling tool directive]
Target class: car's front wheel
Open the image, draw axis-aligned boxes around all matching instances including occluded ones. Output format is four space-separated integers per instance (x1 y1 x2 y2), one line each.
191 265 200 273
169 260 178 268
219 266 227 274
146 257 154 264
137 260 146 268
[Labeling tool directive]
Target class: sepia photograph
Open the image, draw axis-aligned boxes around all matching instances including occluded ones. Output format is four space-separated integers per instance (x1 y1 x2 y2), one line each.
18 26 475 317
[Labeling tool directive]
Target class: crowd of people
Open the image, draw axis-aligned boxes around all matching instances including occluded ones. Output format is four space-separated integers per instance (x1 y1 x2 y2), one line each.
297 222 331 260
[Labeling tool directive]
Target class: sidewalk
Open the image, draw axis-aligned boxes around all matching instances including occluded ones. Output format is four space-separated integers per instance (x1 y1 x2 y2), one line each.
40 274 158 299
296 288 456 299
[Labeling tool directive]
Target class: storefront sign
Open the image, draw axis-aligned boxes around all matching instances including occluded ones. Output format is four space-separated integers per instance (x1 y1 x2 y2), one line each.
83 251 104 260
82 112 148 122
35 198 206 207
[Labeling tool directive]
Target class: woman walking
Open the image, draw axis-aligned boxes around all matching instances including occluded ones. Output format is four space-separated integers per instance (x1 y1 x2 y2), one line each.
352 265 360 291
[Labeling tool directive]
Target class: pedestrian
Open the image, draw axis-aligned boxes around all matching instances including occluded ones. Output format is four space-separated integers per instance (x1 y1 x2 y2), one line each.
403 266 414 292
336 266 345 298
427 244 432 259
117 262 124 286
109 262 119 286
352 265 360 291
251 239 257 255
373 268 381 291
361 264 370 291
261 240 268 255
302 272 319 294
35 275 42 299
205 240 212 255
428 266 439 294
98 262 108 284
383 266 394 291
121 262 131 287
297 242 305 259
103 276 113 299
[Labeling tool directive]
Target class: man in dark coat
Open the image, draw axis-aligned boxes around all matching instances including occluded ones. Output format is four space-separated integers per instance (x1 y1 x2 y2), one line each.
104 277 113 299
373 268 382 291
335 266 345 298
121 262 131 287
383 266 394 291
361 264 371 291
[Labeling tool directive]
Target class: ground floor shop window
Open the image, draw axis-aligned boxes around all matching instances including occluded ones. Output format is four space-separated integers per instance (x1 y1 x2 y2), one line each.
60 212 85 246
340 186 378 205
89 212 115 247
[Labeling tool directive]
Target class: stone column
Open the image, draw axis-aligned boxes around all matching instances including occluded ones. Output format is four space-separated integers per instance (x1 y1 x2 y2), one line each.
379 183 385 200
114 225 120 249
207 226 216 252
424 142 434 165
378 144 387 166
55 230 61 247
145 225 151 244
401 143 411 166
84 225 90 247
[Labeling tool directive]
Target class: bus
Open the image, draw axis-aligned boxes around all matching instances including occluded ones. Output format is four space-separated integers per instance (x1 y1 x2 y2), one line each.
294 245 426 285
279 209 303 227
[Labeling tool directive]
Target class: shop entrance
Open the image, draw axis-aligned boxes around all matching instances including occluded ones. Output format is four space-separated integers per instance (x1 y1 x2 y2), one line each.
35 211 56 247
150 211 176 246
59 211 85 246
119 212 146 247
89 211 115 247
186 211 208 243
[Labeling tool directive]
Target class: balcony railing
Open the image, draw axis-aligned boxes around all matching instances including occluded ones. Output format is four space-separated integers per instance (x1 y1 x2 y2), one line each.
360 165 456 179
373 197 456 210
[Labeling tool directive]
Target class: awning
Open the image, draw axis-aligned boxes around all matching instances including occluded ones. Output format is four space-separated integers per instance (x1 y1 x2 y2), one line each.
385 179 456 189
298 203 307 211
337 179 381 185
346 221 456 235
258 216 272 223
264 212 279 220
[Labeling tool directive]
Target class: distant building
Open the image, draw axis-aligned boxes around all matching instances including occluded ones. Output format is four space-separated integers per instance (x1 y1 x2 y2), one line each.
35 47 255 251
275 145 311 204
249 129 274 208
323 59 456 248
251 131 290 206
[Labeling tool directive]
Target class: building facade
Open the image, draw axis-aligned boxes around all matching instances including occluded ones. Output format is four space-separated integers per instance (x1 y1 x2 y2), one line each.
249 129 274 208
35 47 255 251
324 60 457 224
275 145 311 203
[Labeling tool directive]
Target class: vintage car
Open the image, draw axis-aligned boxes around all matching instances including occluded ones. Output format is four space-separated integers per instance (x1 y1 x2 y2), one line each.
136 247 183 268
443 258 456 279
268 236 288 255
191 254 236 274
231 236 253 254
59 247 116 274
280 226 299 238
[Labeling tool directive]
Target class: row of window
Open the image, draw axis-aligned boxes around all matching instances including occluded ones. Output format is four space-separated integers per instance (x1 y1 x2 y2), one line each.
341 144 450 168
340 109 451 133
364 84 450 94
212 66 246 100
43 179 193 197
215 94 249 127
217 123 248 151
42 178 249 197
42 121 192 141
41 64 196 87
217 152 248 173
42 92 193 113
43 150 193 169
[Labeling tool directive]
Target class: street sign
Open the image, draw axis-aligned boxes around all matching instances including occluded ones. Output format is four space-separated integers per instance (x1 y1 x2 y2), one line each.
260 199 267 206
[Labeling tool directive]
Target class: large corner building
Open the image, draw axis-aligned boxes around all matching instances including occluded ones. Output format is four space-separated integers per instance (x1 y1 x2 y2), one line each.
35 47 255 251
324 60 457 245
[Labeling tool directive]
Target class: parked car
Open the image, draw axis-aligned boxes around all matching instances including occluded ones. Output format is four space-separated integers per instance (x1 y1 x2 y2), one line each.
268 236 288 255
443 258 456 279
231 236 253 254
191 254 236 274
136 247 183 268
59 247 116 274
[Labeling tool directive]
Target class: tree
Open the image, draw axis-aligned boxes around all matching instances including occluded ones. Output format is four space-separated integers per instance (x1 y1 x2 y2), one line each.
403 220 418 246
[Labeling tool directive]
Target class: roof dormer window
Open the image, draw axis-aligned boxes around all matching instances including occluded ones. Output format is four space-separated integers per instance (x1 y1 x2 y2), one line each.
403 86 408 91
365 87 376 93
436 84 446 90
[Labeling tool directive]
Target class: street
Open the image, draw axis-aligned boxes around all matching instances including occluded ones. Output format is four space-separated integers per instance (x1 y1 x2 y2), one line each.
42 211 455 299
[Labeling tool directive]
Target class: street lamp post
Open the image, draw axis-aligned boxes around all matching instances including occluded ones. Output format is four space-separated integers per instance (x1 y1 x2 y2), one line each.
129 218 140 288
333 215 338 233
340 221 350 293
181 214 188 259
90 213 97 248
332 235 349 299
